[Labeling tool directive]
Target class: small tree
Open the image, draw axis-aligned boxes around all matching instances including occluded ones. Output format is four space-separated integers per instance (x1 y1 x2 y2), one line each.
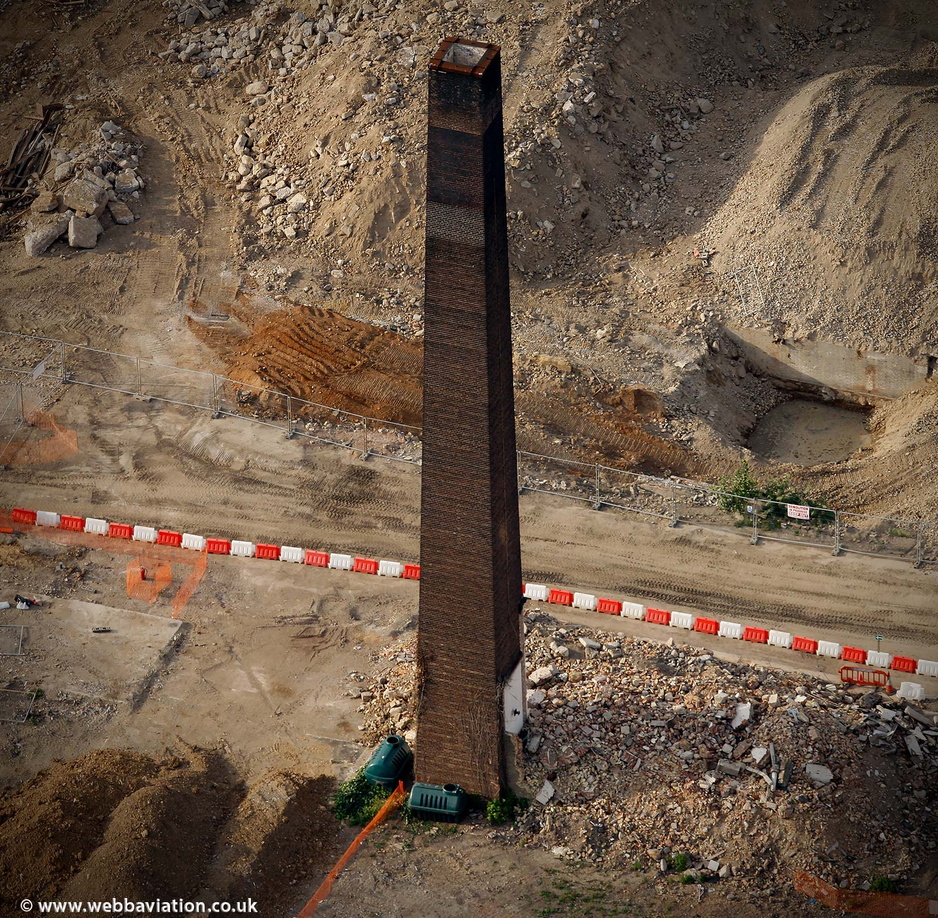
717 460 759 514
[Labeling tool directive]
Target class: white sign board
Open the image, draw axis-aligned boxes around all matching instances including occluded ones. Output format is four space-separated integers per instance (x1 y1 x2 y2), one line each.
786 504 810 520
31 358 47 380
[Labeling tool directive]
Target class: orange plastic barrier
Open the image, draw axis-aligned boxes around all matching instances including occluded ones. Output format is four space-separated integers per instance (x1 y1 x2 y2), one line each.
548 589 574 607
255 543 280 560
109 522 133 540
296 782 407 918
206 538 231 555
305 549 329 567
157 529 183 547
891 655 917 673
645 607 671 626
694 616 719 635
354 557 379 575
793 636 818 654
402 563 421 580
597 598 622 615
840 665 891 689
59 514 85 532
12 508 37 524
841 646 867 664
743 626 769 644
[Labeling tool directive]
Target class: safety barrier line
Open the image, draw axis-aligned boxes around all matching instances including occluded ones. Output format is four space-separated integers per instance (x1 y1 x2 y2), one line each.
8 505 932 685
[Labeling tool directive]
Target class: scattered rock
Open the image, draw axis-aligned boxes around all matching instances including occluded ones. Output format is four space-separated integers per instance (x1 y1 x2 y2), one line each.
68 214 103 249
24 213 70 257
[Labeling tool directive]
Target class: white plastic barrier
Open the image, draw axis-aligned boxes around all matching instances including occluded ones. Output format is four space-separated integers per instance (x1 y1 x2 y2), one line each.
36 511 60 527
916 659 938 677
84 517 109 535
230 540 255 558
572 592 598 611
280 546 304 563
718 621 743 640
670 611 694 630
328 552 353 571
897 682 925 702
524 583 549 601
866 650 892 668
620 601 645 620
133 525 158 543
817 641 843 659
378 560 404 578
182 533 206 551
768 630 793 649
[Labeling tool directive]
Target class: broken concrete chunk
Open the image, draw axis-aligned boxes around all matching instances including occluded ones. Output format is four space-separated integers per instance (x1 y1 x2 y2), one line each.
535 779 555 805
32 190 59 213
107 200 134 225
717 759 742 776
578 637 602 651
24 212 70 256
905 706 936 727
529 665 557 686
905 735 923 758
245 79 269 95
805 763 834 786
62 178 107 216
751 746 768 765
113 169 141 194
68 214 103 249
731 702 752 729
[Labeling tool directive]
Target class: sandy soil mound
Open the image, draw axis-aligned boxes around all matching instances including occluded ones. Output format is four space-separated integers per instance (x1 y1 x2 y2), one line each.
708 49 938 352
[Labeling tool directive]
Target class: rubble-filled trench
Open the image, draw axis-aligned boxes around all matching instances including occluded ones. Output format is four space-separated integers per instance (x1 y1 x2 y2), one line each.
359 610 938 905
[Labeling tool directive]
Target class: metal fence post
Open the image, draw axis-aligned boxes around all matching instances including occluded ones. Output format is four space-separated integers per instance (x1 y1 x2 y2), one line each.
914 525 925 569
135 355 142 397
669 480 679 527
17 381 24 422
592 463 602 510
211 375 221 419
285 395 295 439
832 510 842 556
59 342 67 382
750 500 760 545
360 422 370 460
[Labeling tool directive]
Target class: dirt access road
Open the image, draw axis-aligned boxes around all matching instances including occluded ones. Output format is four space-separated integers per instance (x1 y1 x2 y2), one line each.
3 383 937 662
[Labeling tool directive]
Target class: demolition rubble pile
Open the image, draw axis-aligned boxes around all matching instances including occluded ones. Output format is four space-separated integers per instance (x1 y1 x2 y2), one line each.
357 611 937 895
23 122 143 257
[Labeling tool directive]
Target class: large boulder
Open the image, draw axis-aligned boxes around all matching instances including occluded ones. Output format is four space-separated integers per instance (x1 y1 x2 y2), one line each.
62 178 107 217
68 214 103 249
24 213 70 257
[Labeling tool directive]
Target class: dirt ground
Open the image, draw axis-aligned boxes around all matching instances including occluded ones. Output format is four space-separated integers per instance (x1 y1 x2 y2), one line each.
2 0 938 912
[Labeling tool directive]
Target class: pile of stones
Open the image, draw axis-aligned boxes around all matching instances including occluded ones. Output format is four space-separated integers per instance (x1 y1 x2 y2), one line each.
24 122 142 257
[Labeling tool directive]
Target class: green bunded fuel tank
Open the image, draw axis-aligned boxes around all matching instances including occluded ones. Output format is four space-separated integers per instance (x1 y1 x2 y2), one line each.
407 782 468 822
363 734 413 788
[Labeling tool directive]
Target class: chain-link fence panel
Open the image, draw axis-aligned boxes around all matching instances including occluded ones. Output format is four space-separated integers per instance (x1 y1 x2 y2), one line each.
754 498 838 550
140 361 215 411
670 480 743 529
65 345 139 394
214 376 290 431
598 465 675 519
518 451 598 505
0 332 60 377
838 512 922 562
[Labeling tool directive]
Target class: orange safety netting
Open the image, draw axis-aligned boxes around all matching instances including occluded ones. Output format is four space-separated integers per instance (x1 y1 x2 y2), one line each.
126 558 174 604
0 411 78 466
794 869 936 918
296 781 407 918
172 548 207 619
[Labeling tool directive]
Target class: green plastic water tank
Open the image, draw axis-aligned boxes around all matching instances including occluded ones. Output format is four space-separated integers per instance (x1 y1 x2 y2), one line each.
407 782 468 822
363 734 413 788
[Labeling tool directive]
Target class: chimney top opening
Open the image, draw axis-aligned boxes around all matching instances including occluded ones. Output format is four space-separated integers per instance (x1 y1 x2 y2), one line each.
442 41 487 68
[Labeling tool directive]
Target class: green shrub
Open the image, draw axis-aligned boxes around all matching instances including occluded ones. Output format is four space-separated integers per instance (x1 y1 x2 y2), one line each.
680 872 696 885
486 791 529 825
870 876 896 893
670 853 688 871
331 770 390 826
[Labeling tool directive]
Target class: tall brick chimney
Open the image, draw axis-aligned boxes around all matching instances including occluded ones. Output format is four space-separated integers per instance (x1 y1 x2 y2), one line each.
415 38 524 798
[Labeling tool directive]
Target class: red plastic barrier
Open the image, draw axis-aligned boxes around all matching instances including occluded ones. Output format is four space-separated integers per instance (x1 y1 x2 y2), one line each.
841 646 867 664
743 626 769 644
353 557 379 575
255 543 280 561
891 655 917 673
548 589 574 607
108 522 133 540
206 538 231 555
792 636 819 654
645 607 671 626
157 529 183 547
12 508 37 524
597 598 622 615
402 563 421 580
59 514 85 532
305 549 329 567
694 616 719 635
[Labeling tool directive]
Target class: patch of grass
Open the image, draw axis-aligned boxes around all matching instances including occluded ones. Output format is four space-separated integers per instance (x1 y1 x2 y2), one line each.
331 769 390 826
680 873 696 885
669 853 688 871
870 876 896 893
530 869 646 917
486 790 529 825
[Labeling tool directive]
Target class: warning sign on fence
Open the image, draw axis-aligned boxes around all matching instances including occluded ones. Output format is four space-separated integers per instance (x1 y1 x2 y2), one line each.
786 504 811 520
